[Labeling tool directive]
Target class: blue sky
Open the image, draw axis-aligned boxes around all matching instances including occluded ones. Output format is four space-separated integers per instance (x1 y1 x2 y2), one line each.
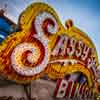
0 0 100 63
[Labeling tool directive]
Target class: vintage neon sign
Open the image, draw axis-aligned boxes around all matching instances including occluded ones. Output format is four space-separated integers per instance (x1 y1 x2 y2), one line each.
51 34 97 75
54 79 93 98
0 3 98 95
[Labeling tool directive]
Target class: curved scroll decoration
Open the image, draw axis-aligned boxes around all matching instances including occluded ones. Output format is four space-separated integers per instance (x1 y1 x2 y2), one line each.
0 2 98 93
11 39 48 76
0 3 59 83
34 12 58 37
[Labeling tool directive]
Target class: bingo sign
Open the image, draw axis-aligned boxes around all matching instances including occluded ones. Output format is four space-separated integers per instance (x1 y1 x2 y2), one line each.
0 2 99 98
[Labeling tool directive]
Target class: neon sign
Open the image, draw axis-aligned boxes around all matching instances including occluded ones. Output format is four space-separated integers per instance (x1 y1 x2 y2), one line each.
0 3 98 97
54 78 93 98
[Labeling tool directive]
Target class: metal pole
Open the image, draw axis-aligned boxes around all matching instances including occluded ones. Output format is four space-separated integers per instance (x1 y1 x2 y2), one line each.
23 83 31 100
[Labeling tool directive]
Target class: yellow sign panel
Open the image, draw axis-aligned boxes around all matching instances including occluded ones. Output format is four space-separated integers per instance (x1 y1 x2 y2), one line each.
0 2 98 92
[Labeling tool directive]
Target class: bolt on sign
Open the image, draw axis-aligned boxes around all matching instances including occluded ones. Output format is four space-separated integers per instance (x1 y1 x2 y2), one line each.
0 2 99 99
